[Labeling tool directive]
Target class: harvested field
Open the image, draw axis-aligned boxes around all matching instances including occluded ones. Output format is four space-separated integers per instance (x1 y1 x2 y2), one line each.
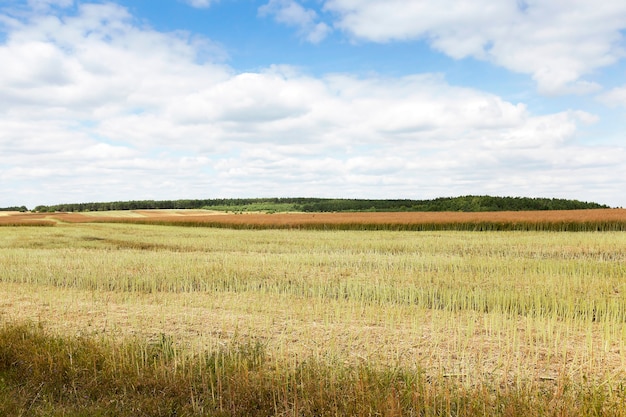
1 223 626 416
3 208 626 231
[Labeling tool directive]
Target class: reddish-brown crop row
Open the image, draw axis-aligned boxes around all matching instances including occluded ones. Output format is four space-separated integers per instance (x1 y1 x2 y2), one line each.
2 209 626 231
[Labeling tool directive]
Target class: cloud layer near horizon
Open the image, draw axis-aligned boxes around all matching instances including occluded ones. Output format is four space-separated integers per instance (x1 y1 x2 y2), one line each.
1 2 625 208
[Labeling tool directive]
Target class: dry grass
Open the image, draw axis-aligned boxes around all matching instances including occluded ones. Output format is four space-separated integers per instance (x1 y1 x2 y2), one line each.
2 281 625 385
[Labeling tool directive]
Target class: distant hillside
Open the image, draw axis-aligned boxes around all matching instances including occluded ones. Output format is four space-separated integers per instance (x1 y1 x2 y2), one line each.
32 196 608 213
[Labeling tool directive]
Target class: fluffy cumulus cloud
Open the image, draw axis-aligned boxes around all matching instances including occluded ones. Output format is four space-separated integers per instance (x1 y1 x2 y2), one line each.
323 0 626 94
1 2 625 207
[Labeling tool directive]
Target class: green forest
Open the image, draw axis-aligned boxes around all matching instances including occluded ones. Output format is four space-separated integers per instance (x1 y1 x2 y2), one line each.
27 195 608 213
0 206 28 212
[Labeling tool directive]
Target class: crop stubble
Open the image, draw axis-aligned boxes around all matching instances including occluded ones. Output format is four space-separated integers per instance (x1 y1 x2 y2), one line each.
1 215 626 415
1 222 625 382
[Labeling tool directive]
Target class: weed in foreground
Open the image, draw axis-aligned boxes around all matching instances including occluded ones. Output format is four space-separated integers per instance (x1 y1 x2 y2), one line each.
1 322 625 417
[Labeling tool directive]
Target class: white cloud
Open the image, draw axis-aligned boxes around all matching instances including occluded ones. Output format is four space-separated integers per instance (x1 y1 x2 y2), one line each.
182 0 216 8
323 0 626 94
259 0 331 44
27 0 74 10
0 2 624 208
599 86 626 107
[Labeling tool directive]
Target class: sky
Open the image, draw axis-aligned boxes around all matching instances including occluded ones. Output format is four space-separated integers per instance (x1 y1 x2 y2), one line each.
1 0 626 209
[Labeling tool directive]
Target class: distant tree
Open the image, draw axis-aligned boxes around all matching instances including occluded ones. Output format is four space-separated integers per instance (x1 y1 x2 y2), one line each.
25 196 609 213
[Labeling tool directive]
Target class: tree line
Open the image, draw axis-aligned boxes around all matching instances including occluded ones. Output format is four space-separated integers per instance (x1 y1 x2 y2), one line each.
29 196 608 213
0 206 28 212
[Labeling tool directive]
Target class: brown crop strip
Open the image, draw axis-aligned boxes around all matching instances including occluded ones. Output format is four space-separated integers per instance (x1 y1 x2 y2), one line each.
3 209 626 231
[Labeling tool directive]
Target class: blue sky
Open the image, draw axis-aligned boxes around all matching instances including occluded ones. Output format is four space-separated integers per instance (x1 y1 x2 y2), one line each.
1 0 626 208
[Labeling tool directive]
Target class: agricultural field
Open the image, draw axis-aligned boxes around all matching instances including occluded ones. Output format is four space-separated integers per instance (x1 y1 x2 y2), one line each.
2 208 626 230
1 214 626 415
